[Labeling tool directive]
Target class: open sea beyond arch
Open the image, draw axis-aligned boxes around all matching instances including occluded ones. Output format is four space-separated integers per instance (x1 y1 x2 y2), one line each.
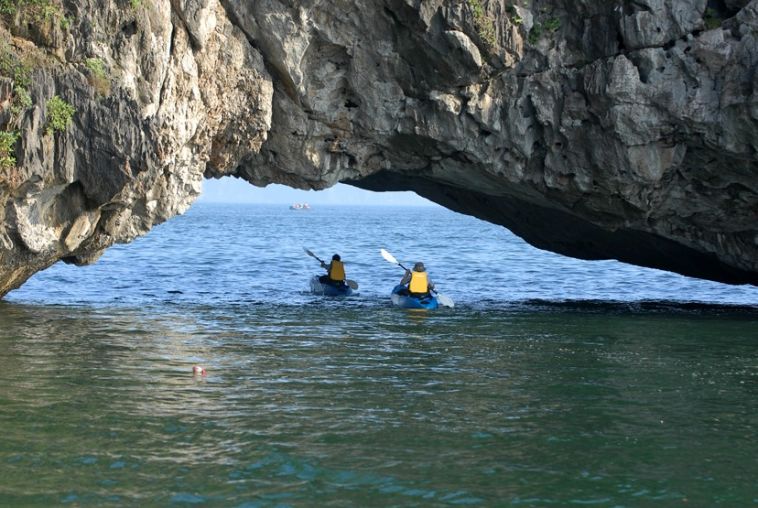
1 203 756 506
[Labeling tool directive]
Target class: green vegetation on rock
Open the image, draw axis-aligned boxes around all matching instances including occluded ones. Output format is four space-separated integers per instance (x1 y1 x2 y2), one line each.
544 17 560 32
10 85 31 114
528 16 560 45
505 5 522 25
0 41 31 88
85 57 110 96
0 130 18 170
45 95 75 135
704 8 721 30
0 0 65 22
0 39 34 170
467 0 497 49
528 23 542 45
0 0 71 43
0 0 15 15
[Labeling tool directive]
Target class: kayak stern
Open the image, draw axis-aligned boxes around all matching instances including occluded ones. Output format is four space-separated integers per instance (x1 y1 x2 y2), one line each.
310 276 354 297
390 284 439 310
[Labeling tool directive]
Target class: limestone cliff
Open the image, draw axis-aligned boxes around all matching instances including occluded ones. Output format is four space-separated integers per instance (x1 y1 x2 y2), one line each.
1 0 757 297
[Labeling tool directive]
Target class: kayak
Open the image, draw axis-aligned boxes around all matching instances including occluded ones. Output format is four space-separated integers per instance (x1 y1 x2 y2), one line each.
390 284 439 310
310 276 353 297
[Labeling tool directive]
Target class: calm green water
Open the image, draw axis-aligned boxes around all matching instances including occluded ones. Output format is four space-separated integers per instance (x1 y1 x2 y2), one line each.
1 204 757 505
1 302 756 506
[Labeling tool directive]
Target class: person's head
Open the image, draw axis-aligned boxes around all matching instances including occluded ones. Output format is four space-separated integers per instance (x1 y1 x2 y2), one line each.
332 254 341 261
413 262 425 272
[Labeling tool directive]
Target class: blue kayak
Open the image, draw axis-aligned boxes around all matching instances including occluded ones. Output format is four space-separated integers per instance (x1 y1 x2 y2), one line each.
390 284 439 310
310 276 353 297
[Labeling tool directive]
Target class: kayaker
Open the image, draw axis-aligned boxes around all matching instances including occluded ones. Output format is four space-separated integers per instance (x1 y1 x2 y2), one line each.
399 262 434 297
319 254 347 286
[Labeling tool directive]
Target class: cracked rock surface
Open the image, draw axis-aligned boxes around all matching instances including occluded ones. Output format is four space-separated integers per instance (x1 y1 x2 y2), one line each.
1 0 757 297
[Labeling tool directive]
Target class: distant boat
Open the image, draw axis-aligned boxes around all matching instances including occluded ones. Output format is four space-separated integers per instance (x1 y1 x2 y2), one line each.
289 203 311 210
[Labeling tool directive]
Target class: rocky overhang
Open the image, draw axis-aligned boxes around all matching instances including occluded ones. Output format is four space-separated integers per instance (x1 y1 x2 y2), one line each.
1 0 757 298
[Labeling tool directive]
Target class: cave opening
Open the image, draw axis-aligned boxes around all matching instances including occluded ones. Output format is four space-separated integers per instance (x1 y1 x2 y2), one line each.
200 177 434 208
3 175 757 307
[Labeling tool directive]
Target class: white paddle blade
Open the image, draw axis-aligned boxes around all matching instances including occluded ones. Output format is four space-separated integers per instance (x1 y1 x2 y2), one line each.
380 248 398 265
303 248 324 264
436 293 454 308
346 279 359 290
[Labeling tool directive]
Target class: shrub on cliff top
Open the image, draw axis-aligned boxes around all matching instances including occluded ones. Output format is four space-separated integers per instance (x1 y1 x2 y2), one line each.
1 0 71 37
45 95 75 135
1 0 57 19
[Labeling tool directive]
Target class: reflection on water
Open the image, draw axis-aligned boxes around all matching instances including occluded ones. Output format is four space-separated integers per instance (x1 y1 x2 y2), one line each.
1 301 756 505
2 204 756 504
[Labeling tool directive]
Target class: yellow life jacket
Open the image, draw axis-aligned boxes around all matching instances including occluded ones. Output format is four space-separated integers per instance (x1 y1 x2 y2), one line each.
329 260 346 281
409 270 428 294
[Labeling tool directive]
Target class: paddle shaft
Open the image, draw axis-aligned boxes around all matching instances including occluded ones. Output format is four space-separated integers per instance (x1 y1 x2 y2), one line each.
304 248 325 265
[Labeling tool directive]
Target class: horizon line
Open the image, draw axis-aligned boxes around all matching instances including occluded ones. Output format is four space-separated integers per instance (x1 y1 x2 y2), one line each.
195 200 439 207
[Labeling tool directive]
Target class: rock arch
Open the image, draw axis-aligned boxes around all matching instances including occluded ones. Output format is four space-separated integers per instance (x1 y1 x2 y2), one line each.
1 0 757 297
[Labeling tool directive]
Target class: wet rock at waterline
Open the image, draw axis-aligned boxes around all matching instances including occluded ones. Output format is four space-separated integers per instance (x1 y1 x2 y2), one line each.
1 0 757 297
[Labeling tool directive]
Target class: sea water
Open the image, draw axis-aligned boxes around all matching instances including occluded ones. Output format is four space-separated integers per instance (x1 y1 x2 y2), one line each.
1 203 756 505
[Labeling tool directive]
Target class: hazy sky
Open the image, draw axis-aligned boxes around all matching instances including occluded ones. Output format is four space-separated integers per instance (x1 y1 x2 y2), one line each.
200 178 436 206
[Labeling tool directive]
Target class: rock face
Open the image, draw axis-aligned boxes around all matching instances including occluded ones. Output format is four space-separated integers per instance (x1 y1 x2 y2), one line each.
0 0 272 296
1 0 757 297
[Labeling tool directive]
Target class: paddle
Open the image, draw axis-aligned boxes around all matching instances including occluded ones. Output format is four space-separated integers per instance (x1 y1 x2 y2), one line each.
303 248 359 290
379 249 454 308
